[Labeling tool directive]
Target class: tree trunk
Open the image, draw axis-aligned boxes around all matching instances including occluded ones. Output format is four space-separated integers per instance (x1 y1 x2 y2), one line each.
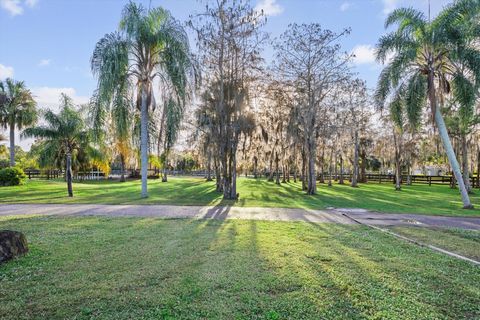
293 162 297 183
432 93 472 208
461 134 472 193
275 153 280 185
477 148 480 188
140 84 149 198
9 124 15 167
406 164 412 186
360 152 367 183
339 154 344 184
301 148 307 191
307 140 316 195
351 130 359 187
230 149 237 199
162 168 168 182
120 154 126 182
393 130 402 191
253 156 258 179
206 152 212 181
215 157 222 192
328 146 334 187
66 152 73 197
267 153 274 182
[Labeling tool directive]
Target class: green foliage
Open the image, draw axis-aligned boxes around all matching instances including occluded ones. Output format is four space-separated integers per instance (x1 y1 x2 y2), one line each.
0 166 26 186
0 159 9 169
175 153 198 172
148 154 161 168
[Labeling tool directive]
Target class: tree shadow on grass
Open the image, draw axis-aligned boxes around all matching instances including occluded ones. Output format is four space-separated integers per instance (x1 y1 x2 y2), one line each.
304 222 480 318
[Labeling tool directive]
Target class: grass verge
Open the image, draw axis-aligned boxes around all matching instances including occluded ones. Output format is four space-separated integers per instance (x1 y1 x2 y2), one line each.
386 226 480 261
0 215 479 319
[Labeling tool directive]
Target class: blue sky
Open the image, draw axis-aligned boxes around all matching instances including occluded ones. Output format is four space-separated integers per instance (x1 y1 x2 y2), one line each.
0 0 453 148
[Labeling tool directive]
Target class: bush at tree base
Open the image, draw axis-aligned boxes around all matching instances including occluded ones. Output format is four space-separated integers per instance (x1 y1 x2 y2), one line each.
0 167 27 186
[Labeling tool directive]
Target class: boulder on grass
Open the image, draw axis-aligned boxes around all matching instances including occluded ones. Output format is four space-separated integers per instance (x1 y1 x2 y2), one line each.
0 230 28 263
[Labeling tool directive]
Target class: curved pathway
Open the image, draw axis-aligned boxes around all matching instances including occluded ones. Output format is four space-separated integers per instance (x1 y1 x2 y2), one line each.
1 204 479 230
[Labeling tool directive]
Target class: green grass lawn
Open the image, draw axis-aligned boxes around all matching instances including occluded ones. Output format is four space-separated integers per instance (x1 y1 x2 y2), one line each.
1 177 480 216
0 215 479 319
387 226 480 261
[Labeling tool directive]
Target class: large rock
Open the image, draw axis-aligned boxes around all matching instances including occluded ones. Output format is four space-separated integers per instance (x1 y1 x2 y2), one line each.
0 230 28 263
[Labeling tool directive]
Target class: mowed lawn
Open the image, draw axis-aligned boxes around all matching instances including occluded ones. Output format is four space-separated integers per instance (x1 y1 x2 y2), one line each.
0 215 479 319
1 177 480 216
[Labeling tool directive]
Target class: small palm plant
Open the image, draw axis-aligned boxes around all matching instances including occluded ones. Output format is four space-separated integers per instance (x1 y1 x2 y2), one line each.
23 94 90 197
375 0 480 208
91 1 195 198
0 78 37 167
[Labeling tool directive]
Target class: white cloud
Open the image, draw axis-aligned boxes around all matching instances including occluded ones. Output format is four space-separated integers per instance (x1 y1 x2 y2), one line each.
32 87 89 110
0 0 38 16
25 0 38 8
255 0 284 16
37 59 51 67
351 45 376 65
0 0 23 15
0 64 14 80
340 2 351 11
382 0 399 15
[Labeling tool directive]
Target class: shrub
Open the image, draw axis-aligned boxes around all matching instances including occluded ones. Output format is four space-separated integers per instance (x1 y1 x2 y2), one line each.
0 159 9 169
0 167 27 186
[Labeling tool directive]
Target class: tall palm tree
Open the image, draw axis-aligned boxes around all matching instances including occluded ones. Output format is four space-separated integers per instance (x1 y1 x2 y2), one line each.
375 0 480 209
0 78 37 167
91 1 195 198
23 94 90 197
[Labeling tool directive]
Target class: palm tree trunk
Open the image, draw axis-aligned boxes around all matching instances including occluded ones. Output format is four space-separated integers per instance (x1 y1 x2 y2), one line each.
9 124 15 167
434 105 473 208
66 152 73 197
140 85 148 198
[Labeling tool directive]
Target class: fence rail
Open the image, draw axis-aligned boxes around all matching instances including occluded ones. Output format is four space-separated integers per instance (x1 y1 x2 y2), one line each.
324 173 480 187
22 169 480 188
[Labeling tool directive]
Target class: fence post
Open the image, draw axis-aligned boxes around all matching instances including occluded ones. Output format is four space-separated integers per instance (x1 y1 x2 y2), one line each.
428 176 431 186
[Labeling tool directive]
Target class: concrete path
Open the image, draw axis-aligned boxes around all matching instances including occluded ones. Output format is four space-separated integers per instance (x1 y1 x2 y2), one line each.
0 204 479 230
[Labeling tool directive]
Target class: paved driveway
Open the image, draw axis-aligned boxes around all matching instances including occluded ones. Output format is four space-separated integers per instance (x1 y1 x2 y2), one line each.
1 204 479 230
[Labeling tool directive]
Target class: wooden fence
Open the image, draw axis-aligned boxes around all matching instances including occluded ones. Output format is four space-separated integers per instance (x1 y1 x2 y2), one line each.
24 168 208 180
23 168 480 188
323 173 480 187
